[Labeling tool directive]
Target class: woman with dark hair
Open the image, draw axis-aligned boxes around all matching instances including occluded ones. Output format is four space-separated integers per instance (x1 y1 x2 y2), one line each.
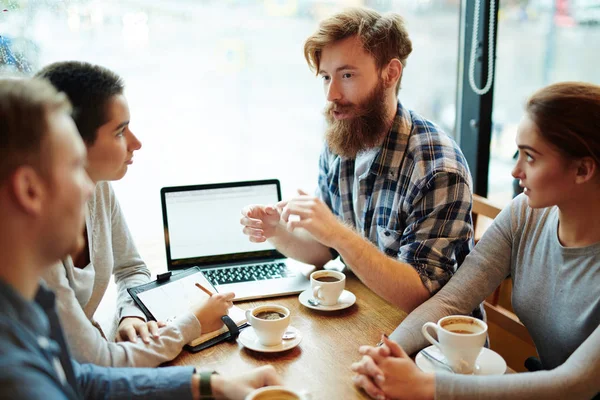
352 82 600 400
35 61 235 368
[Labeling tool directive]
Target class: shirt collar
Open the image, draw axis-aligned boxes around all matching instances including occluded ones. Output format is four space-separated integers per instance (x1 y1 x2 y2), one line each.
0 279 51 337
369 102 413 181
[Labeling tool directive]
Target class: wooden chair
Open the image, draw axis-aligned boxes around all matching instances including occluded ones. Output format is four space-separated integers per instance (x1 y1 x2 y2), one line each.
472 194 537 371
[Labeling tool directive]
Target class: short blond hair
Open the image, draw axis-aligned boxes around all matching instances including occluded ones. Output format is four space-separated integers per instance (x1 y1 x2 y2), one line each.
0 78 71 181
304 7 413 93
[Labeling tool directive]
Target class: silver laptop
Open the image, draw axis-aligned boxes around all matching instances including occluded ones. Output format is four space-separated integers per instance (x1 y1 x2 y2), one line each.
160 179 311 301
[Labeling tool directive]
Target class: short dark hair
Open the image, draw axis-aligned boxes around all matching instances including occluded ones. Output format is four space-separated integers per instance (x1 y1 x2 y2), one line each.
526 82 600 168
0 78 71 182
35 61 124 145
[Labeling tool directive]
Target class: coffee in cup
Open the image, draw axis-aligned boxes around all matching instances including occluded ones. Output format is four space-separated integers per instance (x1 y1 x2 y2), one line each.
245 386 307 400
310 270 345 306
245 305 290 346
254 311 285 320
314 276 340 283
421 315 487 374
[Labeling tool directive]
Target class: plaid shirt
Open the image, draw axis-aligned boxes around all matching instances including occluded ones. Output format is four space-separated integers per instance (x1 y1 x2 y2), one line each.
317 102 474 295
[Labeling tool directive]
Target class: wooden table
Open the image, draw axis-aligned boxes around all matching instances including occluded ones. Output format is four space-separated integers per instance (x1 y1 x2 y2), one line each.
168 274 407 399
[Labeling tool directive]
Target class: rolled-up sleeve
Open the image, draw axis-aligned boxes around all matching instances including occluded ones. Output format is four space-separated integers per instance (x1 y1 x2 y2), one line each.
398 171 473 294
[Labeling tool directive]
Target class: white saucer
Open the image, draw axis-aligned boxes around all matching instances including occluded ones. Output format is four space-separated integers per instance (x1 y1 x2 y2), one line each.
238 326 302 353
415 345 507 375
298 289 356 311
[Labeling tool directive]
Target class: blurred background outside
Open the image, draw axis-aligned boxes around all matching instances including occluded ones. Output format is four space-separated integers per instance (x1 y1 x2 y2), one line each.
1 0 599 270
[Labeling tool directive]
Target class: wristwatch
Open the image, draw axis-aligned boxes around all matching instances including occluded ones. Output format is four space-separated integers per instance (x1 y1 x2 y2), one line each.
198 370 218 399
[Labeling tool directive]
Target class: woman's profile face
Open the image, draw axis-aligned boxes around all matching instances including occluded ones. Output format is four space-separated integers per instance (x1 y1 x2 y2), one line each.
511 115 579 209
85 94 142 183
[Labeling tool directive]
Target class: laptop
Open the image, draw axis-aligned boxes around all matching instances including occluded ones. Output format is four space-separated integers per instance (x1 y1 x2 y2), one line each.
160 179 311 301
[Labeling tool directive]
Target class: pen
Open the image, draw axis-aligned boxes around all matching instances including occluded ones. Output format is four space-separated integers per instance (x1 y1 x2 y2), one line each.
195 282 213 297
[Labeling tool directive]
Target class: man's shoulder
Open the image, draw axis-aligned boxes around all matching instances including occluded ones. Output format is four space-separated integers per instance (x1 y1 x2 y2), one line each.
0 330 67 399
403 109 470 181
0 316 40 363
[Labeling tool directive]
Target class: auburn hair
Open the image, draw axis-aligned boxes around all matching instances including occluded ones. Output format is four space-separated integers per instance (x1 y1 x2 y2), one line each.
304 7 413 94
526 82 600 168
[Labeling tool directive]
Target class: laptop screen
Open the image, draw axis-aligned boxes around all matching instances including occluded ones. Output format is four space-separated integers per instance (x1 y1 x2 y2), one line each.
161 180 282 269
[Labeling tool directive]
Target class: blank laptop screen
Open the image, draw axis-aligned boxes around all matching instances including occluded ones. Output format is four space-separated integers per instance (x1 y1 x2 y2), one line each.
164 182 278 262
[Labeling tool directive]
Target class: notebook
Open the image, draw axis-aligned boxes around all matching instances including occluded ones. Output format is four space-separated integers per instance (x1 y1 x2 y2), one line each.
160 179 311 301
128 267 248 350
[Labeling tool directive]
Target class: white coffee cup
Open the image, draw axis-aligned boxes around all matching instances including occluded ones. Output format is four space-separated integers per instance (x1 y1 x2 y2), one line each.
245 305 290 346
421 315 488 374
310 270 345 306
245 386 308 400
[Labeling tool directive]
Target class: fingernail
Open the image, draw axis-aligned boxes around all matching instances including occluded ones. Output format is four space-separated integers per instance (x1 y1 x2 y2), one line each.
352 375 359 383
376 374 385 383
377 395 385 400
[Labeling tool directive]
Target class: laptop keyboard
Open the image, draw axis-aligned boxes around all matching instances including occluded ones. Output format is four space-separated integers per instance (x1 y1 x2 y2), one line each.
203 262 296 286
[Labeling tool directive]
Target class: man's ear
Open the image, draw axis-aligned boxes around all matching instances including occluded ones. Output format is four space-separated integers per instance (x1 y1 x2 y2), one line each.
10 166 47 216
383 59 403 89
574 157 597 184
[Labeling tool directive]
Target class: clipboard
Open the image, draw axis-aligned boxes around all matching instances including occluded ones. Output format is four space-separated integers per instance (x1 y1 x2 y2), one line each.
127 266 249 352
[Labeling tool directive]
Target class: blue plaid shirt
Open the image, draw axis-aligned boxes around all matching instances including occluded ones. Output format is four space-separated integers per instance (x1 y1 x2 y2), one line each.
317 102 474 295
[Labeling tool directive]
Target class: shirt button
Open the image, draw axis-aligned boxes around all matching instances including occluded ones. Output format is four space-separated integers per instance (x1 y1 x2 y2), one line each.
384 231 391 237
37 336 50 349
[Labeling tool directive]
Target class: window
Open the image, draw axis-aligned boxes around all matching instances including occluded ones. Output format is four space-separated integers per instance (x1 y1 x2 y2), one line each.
488 0 600 203
2 0 460 266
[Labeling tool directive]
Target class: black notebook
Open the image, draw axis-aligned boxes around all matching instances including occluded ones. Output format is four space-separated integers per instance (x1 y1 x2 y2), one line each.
127 266 248 352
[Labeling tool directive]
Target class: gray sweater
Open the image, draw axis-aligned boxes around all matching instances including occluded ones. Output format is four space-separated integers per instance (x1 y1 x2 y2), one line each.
43 182 202 367
391 194 600 399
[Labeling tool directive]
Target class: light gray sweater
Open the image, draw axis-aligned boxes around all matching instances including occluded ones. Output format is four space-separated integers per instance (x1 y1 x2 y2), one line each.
43 182 202 367
391 194 600 399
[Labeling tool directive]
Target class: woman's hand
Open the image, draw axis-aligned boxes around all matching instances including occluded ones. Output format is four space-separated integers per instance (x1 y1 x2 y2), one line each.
116 317 166 343
190 292 235 333
352 336 435 400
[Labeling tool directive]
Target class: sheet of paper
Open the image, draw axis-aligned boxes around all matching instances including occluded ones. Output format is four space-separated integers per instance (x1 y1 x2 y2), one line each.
137 271 214 322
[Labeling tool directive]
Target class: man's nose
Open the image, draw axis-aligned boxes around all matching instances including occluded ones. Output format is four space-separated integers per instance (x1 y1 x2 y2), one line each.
326 79 342 102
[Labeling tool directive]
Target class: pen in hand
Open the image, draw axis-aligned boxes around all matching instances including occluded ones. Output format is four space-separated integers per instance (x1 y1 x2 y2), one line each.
195 282 214 297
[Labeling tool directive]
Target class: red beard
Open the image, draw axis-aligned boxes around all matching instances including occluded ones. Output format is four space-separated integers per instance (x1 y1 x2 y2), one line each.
323 80 390 159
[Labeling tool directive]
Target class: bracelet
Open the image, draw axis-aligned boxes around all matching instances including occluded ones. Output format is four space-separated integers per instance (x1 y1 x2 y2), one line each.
198 370 218 399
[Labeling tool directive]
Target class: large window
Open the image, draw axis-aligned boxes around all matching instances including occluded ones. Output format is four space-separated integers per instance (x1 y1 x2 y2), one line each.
488 0 600 203
2 0 460 268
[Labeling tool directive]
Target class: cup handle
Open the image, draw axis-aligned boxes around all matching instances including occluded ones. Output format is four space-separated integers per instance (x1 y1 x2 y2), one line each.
299 390 313 400
245 309 252 326
421 322 441 349
312 286 322 300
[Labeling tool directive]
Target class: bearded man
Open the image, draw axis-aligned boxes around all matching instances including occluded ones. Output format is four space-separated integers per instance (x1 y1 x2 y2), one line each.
240 8 476 314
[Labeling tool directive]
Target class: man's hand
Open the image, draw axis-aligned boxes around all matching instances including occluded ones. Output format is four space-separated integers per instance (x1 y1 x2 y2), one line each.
115 317 166 344
241 204 282 243
190 292 235 333
211 365 282 400
352 336 435 400
279 189 346 248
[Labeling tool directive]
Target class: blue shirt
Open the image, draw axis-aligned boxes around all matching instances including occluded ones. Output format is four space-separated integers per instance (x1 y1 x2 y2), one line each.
317 102 474 294
0 280 195 399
